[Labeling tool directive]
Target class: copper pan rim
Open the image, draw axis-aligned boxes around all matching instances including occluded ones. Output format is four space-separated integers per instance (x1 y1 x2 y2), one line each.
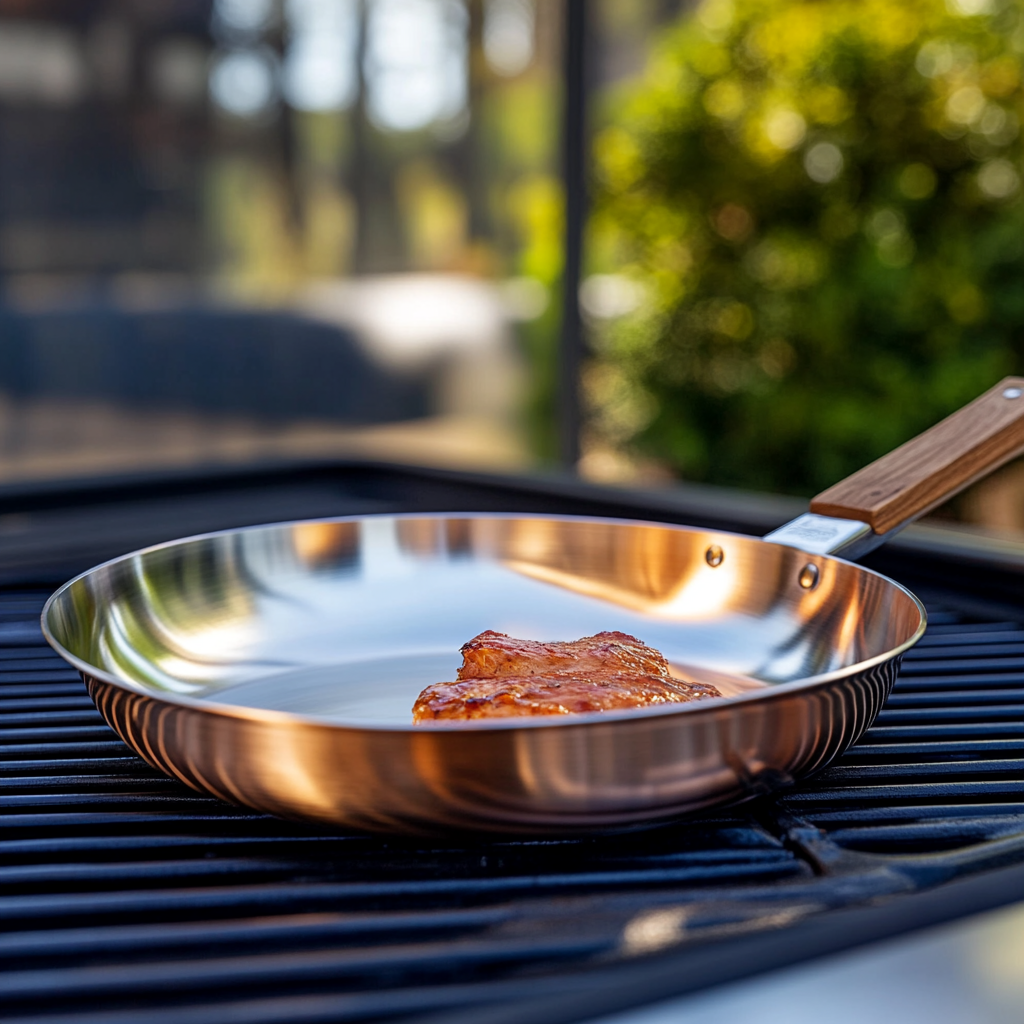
40 511 927 735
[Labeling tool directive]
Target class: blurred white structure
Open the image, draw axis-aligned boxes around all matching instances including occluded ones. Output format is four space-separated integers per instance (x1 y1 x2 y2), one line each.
298 274 525 421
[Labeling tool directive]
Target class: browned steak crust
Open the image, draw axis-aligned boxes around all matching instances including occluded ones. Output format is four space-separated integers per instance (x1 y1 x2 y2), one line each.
413 672 720 722
413 631 721 722
457 630 671 681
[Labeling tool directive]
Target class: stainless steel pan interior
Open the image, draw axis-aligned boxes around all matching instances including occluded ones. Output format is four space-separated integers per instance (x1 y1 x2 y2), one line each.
40 378 1024 833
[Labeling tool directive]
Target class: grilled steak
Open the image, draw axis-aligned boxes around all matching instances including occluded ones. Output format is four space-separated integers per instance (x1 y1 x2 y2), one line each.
413 631 720 722
457 630 672 681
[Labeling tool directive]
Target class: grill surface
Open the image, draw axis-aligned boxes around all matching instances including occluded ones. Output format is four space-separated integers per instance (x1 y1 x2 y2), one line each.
4 589 1024 1023
2 464 1024 1023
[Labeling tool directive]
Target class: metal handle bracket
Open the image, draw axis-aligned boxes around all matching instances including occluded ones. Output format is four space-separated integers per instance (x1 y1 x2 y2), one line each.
763 514 878 558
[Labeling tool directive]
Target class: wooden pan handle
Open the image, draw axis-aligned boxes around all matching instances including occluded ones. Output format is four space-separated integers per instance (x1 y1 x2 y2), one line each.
810 377 1024 535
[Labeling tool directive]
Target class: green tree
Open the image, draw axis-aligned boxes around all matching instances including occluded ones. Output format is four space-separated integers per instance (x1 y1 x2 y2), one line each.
589 0 1024 494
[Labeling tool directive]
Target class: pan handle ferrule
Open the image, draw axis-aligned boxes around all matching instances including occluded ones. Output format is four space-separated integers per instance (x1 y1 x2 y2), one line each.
763 514 877 558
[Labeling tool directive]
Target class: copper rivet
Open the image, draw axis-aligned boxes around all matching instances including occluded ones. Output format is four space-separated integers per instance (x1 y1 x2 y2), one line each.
799 564 820 590
705 545 724 567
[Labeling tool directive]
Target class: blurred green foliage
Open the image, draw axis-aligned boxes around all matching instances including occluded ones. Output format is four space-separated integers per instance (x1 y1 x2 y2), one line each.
589 0 1024 494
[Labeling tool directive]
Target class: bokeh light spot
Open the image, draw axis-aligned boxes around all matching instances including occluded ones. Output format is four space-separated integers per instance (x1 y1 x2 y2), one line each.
804 142 843 183
978 158 1020 199
209 48 277 118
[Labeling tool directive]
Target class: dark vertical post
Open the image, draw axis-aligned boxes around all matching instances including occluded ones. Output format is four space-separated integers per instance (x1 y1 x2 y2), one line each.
558 0 587 471
457 0 488 243
351 0 371 273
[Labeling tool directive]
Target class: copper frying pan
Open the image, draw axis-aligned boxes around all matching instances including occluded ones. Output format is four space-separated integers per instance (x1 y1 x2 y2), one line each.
41 378 1024 833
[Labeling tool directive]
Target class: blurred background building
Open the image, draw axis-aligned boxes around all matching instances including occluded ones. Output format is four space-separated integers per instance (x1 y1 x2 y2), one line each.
0 0 571 478
0 0 1023 534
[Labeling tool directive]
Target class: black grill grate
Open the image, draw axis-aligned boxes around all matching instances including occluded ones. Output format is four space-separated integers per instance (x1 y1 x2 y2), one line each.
3 588 1024 1024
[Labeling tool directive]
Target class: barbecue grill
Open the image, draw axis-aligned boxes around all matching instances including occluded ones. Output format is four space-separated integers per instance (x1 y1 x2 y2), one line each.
3 459 1024 1023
